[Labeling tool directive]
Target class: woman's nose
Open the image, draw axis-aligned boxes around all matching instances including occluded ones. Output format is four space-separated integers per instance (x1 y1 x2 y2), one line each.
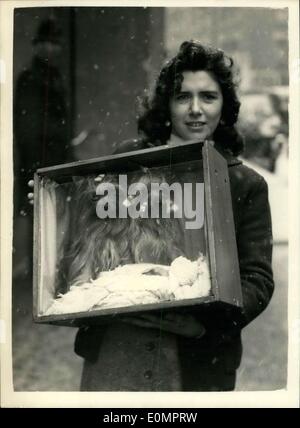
189 97 202 115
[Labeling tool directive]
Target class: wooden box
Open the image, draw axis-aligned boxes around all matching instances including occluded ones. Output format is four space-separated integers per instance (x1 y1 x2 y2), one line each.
33 140 243 327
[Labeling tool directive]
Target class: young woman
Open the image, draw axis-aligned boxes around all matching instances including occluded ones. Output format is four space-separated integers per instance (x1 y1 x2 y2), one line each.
72 41 274 391
30 40 274 391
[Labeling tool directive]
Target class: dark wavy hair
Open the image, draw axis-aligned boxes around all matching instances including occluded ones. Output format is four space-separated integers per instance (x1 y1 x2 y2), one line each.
137 40 244 156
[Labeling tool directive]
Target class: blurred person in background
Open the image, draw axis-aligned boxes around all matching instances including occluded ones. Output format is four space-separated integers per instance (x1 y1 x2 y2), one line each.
14 18 73 277
238 91 286 173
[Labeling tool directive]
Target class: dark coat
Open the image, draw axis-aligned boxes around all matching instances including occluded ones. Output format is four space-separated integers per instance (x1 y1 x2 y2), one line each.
75 139 274 391
14 56 71 212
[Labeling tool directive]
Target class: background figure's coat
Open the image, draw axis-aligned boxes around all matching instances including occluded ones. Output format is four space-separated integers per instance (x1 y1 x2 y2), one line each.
14 56 71 213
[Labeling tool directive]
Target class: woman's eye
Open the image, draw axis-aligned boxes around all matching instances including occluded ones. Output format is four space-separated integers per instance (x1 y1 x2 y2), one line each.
175 93 190 102
202 93 217 101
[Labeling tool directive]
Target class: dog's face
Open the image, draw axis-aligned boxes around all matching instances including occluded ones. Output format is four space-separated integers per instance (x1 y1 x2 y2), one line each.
95 170 184 268
67 170 186 286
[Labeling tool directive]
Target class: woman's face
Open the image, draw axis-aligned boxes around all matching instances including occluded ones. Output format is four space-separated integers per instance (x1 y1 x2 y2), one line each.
169 70 223 142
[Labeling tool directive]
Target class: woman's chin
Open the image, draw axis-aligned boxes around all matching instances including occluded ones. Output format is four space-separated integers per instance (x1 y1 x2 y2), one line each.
169 131 211 145
185 132 208 142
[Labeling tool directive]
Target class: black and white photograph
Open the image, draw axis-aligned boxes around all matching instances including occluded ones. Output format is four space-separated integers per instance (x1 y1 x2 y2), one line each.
0 0 299 408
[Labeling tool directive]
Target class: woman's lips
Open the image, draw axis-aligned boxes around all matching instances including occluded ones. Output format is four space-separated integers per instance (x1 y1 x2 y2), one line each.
186 121 206 130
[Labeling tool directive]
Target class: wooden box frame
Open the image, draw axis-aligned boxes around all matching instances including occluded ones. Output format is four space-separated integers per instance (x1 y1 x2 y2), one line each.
33 140 243 327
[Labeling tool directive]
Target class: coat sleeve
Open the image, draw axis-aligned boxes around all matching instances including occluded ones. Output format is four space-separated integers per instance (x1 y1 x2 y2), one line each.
236 175 274 327
191 173 274 346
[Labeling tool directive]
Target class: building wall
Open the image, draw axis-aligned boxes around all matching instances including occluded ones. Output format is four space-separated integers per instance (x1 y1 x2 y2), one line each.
164 7 288 90
73 7 165 159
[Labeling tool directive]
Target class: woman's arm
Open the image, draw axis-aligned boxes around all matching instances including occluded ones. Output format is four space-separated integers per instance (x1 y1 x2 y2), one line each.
121 311 206 339
200 171 274 346
236 175 274 327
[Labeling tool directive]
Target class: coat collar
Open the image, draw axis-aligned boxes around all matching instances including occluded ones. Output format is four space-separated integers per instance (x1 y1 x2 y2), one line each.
215 148 242 167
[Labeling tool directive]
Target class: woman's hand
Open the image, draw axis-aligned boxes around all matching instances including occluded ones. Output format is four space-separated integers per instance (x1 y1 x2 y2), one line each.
27 179 34 205
121 311 205 339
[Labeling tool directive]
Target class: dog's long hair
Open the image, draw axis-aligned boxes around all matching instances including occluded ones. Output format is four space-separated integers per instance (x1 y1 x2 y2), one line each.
64 170 185 288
